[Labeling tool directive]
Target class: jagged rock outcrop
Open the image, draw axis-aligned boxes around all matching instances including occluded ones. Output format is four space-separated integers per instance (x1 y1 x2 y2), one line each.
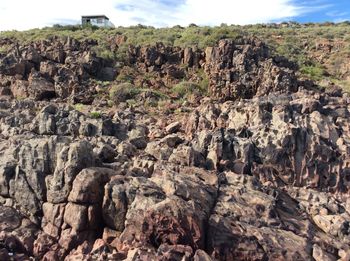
204 38 298 100
1 37 350 260
125 38 300 101
0 38 116 102
128 42 204 70
1 36 303 103
184 88 350 193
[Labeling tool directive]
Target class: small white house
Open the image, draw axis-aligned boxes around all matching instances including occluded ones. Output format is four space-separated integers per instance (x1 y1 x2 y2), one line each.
81 15 114 28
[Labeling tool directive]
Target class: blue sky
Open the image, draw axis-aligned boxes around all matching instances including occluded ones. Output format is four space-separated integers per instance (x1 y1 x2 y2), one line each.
0 0 349 31
295 0 350 23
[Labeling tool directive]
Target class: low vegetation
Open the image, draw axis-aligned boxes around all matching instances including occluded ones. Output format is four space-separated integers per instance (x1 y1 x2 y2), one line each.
74 103 85 112
0 45 10 55
172 81 207 98
300 65 325 81
90 111 102 118
109 83 140 104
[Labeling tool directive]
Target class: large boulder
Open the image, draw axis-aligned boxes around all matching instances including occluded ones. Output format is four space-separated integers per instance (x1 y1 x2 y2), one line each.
104 164 218 253
46 140 95 204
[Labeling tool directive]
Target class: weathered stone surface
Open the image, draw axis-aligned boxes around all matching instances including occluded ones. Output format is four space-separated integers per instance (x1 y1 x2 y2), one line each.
1 37 350 260
165 121 182 134
63 203 88 231
0 38 115 101
204 38 298 100
128 125 149 149
27 72 56 100
41 202 65 238
0 206 22 232
68 168 113 204
46 140 94 204
108 164 218 252
207 172 311 260
185 89 350 193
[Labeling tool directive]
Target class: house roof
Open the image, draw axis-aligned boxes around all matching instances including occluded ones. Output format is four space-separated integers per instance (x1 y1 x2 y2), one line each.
82 15 109 20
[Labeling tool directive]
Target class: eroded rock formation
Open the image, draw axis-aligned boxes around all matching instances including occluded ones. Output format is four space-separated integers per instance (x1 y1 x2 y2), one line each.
1 37 350 260
0 37 116 103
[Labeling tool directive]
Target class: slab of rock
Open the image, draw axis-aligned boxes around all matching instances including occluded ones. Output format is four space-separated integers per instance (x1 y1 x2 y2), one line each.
68 168 114 204
165 121 181 134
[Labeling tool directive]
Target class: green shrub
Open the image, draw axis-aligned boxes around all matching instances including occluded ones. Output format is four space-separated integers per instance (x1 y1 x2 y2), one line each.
90 111 102 118
172 81 205 97
115 43 129 63
74 103 84 111
331 79 350 93
116 66 136 83
197 69 209 94
126 99 137 107
0 45 10 54
95 48 115 60
109 83 140 104
107 100 114 107
300 65 325 81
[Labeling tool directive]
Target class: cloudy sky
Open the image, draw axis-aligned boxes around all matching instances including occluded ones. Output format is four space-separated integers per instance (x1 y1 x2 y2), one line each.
0 0 349 31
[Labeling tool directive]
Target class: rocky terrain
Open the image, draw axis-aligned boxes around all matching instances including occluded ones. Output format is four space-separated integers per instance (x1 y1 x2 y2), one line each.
0 35 350 261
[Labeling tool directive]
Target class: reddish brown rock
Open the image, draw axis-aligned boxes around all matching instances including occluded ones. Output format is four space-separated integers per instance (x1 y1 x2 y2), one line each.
204 38 298 100
68 168 113 204
64 203 88 232
0 38 114 101
0 36 350 261
10 80 28 98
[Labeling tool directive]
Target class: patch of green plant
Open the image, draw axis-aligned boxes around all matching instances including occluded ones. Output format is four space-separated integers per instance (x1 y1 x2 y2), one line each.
94 80 110 88
0 45 10 54
142 72 158 81
91 45 115 60
126 99 137 107
90 111 102 118
109 83 140 104
81 23 99 30
107 99 114 107
114 43 128 63
196 69 209 94
331 79 350 93
145 89 169 100
116 66 136 83
300 65 325 81
156 99 169 109
172 81 206 97
145 100 158 108
15 95 26 101
74 103 84 111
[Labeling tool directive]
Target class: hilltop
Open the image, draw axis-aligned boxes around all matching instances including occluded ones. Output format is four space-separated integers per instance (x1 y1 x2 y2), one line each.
1 22 350 92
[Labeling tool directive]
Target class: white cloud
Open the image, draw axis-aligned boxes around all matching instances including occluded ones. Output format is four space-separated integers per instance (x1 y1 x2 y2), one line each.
181 0 301 25
0 0 326 31
0 0 117 31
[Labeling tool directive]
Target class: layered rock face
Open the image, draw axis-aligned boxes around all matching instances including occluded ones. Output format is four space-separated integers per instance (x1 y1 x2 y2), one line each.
1 37 350 261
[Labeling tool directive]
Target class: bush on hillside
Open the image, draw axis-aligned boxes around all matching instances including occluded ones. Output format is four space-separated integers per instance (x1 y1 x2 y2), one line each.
300 65 325 81
109 83 140 104
172 81 207 98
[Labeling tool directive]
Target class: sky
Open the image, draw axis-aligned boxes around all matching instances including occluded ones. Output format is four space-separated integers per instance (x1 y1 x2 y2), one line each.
0 0 349 31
